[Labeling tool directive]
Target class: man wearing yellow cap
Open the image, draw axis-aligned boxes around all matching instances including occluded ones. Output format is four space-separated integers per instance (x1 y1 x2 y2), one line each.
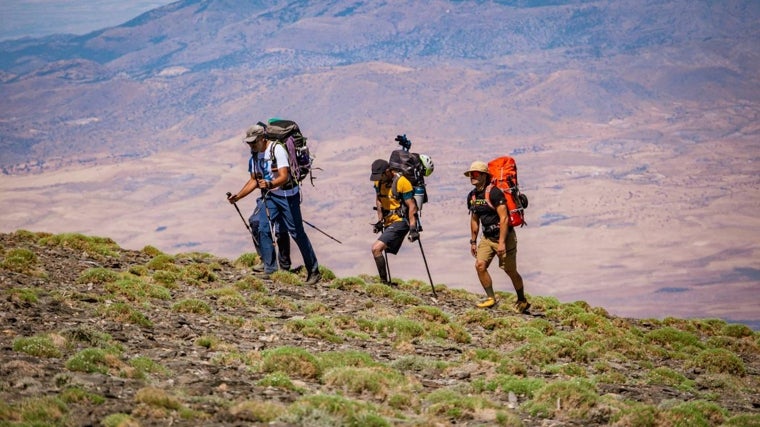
465 161 530 313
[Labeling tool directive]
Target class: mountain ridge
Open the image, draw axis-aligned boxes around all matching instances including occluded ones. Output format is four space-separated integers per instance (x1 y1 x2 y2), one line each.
1 229 759 426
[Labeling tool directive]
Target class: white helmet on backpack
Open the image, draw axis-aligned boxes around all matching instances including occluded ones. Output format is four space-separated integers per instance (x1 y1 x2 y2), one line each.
419 154 434 177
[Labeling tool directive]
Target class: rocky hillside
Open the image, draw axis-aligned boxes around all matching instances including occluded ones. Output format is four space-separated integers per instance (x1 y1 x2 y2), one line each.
1 230 758 426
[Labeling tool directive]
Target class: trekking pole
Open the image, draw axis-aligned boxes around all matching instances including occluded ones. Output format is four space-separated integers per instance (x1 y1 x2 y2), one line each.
416 237 437 299
302 219 343 244
260 191 279 249
226 192 258 247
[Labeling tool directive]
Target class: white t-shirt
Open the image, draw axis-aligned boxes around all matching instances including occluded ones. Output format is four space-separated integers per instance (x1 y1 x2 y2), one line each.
255 141 299 197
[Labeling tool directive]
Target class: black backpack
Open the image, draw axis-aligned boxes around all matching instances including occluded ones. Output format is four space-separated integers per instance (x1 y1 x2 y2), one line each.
388 148 428 208
388 149 425 187
260 119 315 185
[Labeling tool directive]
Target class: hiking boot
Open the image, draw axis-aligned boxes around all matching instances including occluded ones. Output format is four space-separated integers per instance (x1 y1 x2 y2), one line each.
476 297 497 309
253 271 271 280
514 300 531 314
252 262 265 272
303 271 322 286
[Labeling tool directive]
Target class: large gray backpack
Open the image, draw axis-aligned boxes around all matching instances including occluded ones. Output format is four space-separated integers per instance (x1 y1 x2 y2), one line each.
260 119 315 185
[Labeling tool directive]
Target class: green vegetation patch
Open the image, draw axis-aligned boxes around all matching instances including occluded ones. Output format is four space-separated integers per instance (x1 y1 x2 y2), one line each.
234 275 267 292
1 247 41 274
688 348 746 375
38 232 120 259
318 265 336 281
61 327 121 352
146 253 179 271
229 399 287 423
330 276 366 291
524 379 600 419
77 267 119 284
281 393 387 427
134 386 182 410
425 388 497 422
65 348 117 374
375 317 426 342
646 367 695 391
152 269 179 287
12 334 63 358
492 375 545 398
658 399 728 426
6 287 39 304
261 346 322 380
172 298 212 315
101 413 139 427
322 366 412 400
286 315 343 343
318 350 380 370
720 323 755 339
181 263 219 284
129 356 170 379
0 395 69 426
104 275 171 302
233 252 258 268
204 286 245 307
645 326 704 352
404 305 450 324
256 372 303 392
59 386 106 405
391 355 448 375
100 302 153 328
141 245 164 256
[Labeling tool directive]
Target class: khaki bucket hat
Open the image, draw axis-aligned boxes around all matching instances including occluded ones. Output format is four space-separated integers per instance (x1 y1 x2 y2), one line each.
464 161 489 177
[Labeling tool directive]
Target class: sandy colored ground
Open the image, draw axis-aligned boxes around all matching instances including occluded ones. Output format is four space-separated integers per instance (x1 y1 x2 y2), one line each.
2 107 758 326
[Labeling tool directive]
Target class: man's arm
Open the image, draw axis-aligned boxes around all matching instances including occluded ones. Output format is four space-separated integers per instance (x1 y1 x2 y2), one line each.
470 212 480 243
405 197 418 230
258 166 290 189
375 194 384 222
496 204 508 254
229 174 260 203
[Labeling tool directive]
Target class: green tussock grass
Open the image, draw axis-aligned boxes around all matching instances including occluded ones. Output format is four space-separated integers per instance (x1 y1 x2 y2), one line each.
1 230 758 427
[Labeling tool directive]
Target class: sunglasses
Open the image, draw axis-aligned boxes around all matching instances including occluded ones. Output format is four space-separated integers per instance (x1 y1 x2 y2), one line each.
469 171 484 178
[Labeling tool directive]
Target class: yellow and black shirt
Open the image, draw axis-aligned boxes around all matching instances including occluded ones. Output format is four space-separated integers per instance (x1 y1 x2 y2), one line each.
375 174 414 226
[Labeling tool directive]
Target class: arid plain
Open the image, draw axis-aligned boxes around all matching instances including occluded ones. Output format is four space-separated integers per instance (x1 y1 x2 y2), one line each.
2 87 757 327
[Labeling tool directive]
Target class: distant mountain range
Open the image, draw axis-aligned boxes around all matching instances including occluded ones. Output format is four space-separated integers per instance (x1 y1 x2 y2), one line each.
1 0 758 172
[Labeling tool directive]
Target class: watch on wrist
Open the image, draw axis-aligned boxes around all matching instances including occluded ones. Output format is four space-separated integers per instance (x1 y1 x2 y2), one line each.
470 239 477 245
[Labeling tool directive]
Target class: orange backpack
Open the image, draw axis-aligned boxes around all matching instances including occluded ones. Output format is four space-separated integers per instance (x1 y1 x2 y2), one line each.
485 156 528 227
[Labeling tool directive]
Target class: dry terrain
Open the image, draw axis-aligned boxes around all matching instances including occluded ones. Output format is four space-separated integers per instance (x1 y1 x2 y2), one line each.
1 230 759 426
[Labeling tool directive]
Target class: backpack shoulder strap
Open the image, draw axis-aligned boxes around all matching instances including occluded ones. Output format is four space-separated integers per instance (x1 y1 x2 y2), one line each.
390 174 401 201
268 141 279 170
484 184 495 210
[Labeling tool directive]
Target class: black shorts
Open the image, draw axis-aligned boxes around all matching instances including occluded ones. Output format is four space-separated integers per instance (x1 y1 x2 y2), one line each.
379 220 410 255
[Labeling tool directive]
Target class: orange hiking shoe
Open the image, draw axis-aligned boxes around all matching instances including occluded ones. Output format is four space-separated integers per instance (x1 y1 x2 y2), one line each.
477 297 497 309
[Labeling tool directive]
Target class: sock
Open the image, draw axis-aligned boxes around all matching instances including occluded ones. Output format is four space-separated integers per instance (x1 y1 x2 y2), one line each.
516 288 525 301
484 286 495 299
374 256 388 283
